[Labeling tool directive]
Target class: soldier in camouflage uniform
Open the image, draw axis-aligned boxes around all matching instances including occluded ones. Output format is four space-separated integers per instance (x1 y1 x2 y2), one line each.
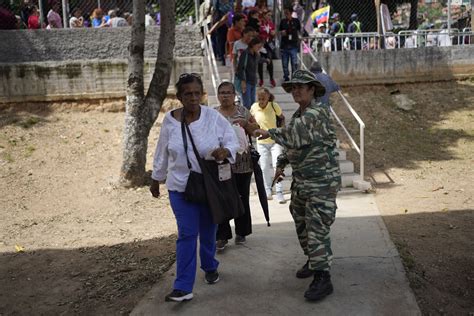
253 70 341 301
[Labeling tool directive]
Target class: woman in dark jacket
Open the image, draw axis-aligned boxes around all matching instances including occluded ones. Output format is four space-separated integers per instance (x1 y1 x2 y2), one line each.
236 37 264 109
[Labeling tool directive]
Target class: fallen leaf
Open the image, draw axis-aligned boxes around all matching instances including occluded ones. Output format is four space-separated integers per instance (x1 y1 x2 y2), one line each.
15 245 25 252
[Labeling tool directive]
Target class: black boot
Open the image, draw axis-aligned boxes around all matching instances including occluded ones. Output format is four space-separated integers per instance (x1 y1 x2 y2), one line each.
296 260 315 279
304 271 333 301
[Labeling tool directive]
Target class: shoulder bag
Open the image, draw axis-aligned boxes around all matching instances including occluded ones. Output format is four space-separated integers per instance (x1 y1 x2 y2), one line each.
181 113 245 224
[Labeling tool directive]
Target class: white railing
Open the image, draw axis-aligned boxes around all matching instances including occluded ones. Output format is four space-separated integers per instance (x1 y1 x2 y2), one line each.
300 40 366 183
202 24 221 98
310 30 474 51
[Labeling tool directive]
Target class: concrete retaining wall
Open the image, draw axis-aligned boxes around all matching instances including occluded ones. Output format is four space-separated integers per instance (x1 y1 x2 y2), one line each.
0 57 203 103
311 46 474 86
0 26 202 63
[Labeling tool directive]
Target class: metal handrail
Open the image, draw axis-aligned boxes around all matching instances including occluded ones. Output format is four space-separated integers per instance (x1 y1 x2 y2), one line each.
300 40 366 182
202 24 221 99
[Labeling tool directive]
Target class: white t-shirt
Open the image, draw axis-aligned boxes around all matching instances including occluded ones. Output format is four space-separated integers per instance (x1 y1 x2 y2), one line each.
69 16 83 28
232 40 248 66
108 17 128 27
152 106 240 192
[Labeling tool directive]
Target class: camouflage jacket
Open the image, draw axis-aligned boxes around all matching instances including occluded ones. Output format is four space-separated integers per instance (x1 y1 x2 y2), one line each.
268 99 341 188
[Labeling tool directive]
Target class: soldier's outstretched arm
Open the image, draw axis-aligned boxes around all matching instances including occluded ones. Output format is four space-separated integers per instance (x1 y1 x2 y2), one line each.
268 109 330 149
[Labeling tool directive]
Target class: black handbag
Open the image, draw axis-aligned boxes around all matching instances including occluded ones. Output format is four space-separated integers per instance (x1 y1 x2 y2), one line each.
181 118 207 204
181 114 245 224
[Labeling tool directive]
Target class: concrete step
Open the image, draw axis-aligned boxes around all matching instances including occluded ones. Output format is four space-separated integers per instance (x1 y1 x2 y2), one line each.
336 148 346 160
339 160 354 174
341 172 360 188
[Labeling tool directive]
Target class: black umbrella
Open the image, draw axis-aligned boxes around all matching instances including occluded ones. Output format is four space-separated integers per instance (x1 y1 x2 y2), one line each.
249 145 270 227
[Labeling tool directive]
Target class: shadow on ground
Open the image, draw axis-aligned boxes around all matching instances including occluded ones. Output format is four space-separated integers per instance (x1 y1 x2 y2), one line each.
383 208 474 315
0 236 176 315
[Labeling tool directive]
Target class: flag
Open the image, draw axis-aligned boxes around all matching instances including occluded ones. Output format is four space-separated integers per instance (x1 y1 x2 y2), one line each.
311 6 330 26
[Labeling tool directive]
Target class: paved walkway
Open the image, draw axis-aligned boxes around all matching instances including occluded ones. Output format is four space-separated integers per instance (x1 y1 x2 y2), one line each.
132 191 420 315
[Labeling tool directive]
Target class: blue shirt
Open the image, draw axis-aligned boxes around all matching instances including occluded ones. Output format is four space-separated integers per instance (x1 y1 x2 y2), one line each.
314 72 339 104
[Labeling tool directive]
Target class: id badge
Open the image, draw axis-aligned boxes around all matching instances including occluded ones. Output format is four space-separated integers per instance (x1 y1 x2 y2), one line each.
288 34 292 41
218 163 232 181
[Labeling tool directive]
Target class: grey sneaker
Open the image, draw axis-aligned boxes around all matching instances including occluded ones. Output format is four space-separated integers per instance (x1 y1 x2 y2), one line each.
235 235 246 245
276 192 286 204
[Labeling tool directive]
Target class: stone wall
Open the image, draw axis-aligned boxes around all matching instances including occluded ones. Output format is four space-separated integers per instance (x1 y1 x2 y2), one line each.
0 26 202 63
311 46 474 86
0 57 203 103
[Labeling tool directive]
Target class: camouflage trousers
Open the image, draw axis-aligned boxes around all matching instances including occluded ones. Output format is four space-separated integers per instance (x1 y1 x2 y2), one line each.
289 182 339 271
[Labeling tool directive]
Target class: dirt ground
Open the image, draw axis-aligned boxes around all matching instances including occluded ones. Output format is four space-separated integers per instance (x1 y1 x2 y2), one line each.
0 80 473 315
333 80 474 315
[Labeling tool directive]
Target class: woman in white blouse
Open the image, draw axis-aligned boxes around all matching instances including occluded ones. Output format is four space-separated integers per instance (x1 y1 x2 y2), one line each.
150 74 240 302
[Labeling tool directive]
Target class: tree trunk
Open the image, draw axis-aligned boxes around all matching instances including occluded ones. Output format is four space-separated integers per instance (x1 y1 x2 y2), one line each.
409 0 418 30
144 0 176 130
120 0 176 187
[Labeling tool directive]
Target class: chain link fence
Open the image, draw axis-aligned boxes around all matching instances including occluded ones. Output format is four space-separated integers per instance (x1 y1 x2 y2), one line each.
0 0 198 29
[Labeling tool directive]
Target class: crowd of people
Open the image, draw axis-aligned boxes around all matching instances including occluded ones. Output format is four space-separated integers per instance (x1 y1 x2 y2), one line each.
0 0 165 30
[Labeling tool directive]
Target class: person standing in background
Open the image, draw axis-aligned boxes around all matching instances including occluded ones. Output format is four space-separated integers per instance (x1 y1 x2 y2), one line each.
250 87 286 203
236 37 264 109
47 0 63 29
279 7 300 81
69 8 84 28
28 6 41 29
258 9 276 87
347 13 362 50
226 13 246 65
309 61 339 106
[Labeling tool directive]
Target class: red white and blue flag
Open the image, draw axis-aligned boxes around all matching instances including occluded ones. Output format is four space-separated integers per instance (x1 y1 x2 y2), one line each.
311 6 330 26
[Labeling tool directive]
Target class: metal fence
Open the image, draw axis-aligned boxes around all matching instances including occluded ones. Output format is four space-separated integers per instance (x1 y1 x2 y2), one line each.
0 0 198 29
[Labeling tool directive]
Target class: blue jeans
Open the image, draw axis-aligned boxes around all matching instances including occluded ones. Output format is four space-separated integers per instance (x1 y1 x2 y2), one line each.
169 191 219 293
241 83 256 109
281 47 299 81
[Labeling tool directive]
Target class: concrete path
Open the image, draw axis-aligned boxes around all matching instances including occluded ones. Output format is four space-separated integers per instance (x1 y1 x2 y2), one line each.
132 191 420 315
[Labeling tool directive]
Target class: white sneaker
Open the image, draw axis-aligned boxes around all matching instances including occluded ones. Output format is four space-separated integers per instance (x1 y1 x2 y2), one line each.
266 189 273 200
276 192 286 204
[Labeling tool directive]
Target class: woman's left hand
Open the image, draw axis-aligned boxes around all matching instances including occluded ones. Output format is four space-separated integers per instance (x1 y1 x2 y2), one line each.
234 118 248 128
211 147 230 161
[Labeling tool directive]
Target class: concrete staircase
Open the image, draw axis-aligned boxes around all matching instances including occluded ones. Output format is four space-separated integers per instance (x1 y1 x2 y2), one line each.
202 59 369 190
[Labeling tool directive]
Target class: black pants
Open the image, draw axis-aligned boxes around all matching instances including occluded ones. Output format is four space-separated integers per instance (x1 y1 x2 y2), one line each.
215 24 228 61
258 44 274 81
216 172 252 240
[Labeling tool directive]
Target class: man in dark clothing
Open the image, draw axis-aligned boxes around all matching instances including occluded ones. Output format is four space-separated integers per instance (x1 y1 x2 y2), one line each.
211 0 234 65
329 13 344 51
309 61 339 105
0 7 17 30
347 13 362 50
279 7 301 82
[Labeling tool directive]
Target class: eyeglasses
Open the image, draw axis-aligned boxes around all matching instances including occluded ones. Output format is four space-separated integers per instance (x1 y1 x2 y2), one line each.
179 73 201 80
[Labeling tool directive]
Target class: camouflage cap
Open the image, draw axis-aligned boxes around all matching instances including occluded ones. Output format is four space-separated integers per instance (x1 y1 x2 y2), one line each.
281 70 326 97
